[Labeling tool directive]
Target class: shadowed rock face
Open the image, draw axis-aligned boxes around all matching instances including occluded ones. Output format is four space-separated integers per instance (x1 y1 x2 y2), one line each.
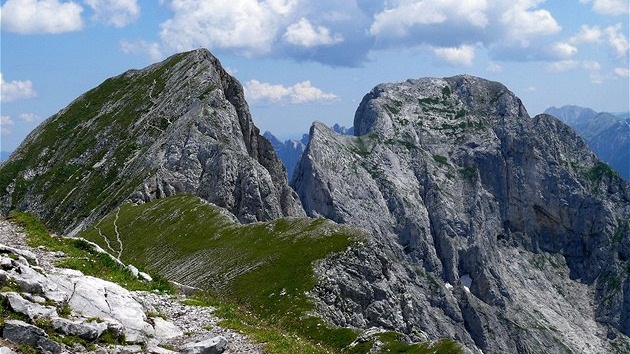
293 75 630 353
0 49 304 234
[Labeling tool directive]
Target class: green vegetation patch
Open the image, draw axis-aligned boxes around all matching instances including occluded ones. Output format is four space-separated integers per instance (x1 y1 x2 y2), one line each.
585 162 619 182
614 219 629 243
459 166 477 181
418 97 440 105
79 195 361 317
385 100 403 115
351 137 371 157
432 155 449 165
384 139 417 150
343 331 462 354
441 86 452 98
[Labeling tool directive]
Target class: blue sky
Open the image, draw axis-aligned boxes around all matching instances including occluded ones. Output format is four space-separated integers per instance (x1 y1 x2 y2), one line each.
1 0 628 152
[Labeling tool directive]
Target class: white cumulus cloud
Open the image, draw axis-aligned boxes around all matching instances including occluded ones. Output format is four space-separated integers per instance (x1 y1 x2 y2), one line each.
366 0 562 63
85 0 140 28
545 60 579 73
500 1 560 44
580 61 604 84
433 45 475 66
604 24 629 58
0 73 37 103
369 0 488 37
245 80 338 104
19 113 40 122
120 39 163 62
569 25 603 44
0 0 83 34
283 18 343 47
159 0 299 55
486 62 504 73
551 42 578 58
0 116 15 126
580 0 628 15
546 60 605 84
0 115 15 135
614 67 629 78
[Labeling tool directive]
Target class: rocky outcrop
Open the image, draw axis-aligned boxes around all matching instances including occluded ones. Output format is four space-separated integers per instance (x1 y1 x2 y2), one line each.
294 76 630 353
0 219 261 353
0 49 304 234
181 336 228 354
2 320 61 354
545 105 629 180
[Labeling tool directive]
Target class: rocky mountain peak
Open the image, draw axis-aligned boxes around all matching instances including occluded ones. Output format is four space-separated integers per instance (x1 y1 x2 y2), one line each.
354 75 527 138
0 49 304 234
293 75 630 353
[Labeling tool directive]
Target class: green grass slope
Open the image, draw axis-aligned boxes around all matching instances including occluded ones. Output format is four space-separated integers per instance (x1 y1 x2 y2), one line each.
79 194 361 317
78 195 463 353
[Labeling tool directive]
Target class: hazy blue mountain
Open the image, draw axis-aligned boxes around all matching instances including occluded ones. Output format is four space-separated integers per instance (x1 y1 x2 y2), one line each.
263 131 309 180
545 105 629 180
264 124 353 179
615 112 630 120
331 123 354 135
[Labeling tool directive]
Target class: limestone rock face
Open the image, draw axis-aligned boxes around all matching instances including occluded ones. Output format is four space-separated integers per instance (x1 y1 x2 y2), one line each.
294 76 630 353
0 49 304 234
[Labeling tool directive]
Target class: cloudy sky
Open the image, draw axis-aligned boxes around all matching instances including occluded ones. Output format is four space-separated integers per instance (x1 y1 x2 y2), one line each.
1 0 628 152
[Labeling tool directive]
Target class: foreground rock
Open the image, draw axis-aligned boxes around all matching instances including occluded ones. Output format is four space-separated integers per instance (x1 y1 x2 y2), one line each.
2 320 61 354
0 219 261 354
181 335 228 354
294 75 630 353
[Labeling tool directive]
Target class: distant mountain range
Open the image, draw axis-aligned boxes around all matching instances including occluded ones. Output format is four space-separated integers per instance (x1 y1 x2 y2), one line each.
264 123 353 180
545 105 629 180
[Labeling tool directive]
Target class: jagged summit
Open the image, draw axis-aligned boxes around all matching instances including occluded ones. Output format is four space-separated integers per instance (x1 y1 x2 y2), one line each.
0 49 304 234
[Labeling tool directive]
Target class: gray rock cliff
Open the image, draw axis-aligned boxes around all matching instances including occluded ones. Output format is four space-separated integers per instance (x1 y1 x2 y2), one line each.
294 76 630 353
0 49 304 234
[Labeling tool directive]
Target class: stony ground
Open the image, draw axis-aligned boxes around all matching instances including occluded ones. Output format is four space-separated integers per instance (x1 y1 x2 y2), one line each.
0 219 263 354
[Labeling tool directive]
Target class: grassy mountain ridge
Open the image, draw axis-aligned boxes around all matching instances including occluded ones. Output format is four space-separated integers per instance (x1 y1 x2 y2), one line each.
0 52 190 233
0 48 304 235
